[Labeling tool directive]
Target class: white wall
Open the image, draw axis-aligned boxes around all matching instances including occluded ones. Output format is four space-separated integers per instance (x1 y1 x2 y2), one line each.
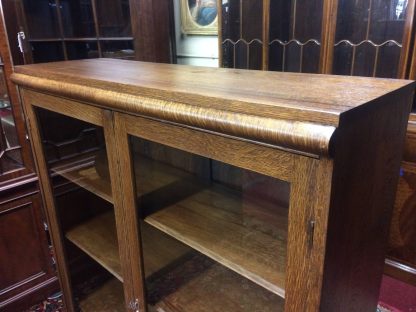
173 0 219 67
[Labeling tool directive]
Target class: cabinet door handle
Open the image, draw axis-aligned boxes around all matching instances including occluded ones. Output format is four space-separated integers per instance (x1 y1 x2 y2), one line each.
17 31 26 53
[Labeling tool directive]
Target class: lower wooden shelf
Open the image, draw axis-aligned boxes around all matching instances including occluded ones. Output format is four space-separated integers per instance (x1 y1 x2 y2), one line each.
145 183 288 298
66 209 285 311
61 152 288 308
66 211 191 282
78 278 125 312
66 212 123 281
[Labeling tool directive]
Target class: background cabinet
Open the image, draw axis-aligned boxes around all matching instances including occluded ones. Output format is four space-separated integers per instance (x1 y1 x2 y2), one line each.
1 0 175 65
219 0 415 79
0 11 59 311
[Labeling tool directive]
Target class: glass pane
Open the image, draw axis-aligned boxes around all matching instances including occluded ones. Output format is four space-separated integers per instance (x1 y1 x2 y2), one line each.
31 42 65 63
67 41 99 60
221 0 263 69
101 40 134 59
61 0 96 38
130 137 288 311
23 0 60 39
96 0 132 37
34 107 125 310
333 0 408 78
268 0 323 73
0 68 23 174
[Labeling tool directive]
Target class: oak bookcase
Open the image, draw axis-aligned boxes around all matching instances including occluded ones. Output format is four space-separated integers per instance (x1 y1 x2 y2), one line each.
12 58 415 311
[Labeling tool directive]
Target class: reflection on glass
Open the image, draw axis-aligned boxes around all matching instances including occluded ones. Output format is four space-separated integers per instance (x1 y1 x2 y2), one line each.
396 0 407 19
0 68 23 174
130 137 288 311
34 107 125 310
333 0 407 78
35 108 104 165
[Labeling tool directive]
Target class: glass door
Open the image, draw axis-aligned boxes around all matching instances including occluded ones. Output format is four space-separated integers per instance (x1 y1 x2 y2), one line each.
0 66 23 175
220 0 264 69
22 0 65 63
330 0 415 78
127 133 289 311
30 103 126 311
268 0 324 73
16 0 134 64
220 0 326 73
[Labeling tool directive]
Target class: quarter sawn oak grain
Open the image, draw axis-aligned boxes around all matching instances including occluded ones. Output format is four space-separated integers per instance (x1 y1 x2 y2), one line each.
11 59 414 156
14 59 415 312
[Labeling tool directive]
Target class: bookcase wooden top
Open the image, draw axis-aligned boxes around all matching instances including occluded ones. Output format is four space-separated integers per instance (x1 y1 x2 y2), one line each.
12 58 415 156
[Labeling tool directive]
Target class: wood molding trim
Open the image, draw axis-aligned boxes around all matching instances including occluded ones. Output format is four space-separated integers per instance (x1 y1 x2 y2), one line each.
11 74 336 157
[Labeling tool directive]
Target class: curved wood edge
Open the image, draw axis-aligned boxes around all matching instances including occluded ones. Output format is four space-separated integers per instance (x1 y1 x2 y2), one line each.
11 73 336 156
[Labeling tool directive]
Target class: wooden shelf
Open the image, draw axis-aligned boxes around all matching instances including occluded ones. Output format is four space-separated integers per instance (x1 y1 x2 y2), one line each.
79 278 125 312
52 153 188 204
151 262 284 312
54 159 113 203
50 152 109 198
66 212 122 281
59 153 288 297
66 211 190 282
145 183 288 298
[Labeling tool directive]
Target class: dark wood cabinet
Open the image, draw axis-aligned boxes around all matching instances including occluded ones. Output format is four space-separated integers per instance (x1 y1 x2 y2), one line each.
0 184 58 312
0 11 59 311
1 0 175 65
218 0 415 78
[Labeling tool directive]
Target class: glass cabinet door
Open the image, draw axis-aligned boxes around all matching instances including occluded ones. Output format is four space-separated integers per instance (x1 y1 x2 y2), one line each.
0 67 23 175
331 0 414 78
128 136 289 311
221 0 264 69
268 0 324 73
220 0 325 72
32 107 125 311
